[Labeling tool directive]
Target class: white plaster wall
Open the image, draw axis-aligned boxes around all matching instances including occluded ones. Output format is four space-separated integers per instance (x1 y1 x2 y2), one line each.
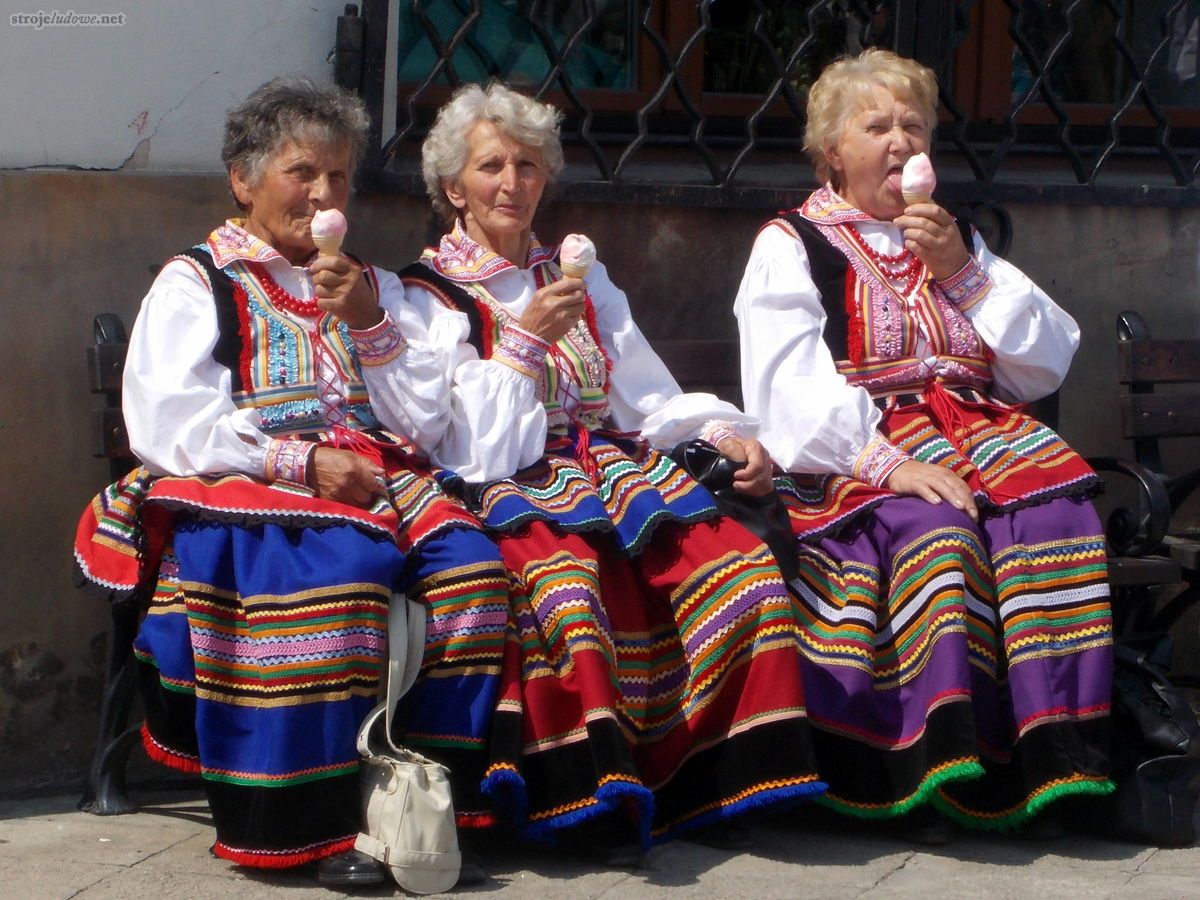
0 0 350 171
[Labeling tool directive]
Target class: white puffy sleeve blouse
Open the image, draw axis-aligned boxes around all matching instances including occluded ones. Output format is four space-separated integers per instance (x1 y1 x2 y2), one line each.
123 256 448 479
403 258 758 482
734 220 1080 477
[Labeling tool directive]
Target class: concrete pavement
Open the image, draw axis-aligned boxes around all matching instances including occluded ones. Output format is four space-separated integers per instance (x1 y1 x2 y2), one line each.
1 790 1198 899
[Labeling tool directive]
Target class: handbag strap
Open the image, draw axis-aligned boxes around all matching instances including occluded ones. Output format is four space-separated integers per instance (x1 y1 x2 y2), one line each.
387 592 427 734
356 702 440 764
356 594 430 759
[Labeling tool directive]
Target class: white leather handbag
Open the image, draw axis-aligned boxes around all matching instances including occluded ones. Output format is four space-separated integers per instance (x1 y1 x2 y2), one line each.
354 596 461 894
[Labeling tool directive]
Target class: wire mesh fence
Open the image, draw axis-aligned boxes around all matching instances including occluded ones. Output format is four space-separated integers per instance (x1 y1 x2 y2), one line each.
345 0 1200 202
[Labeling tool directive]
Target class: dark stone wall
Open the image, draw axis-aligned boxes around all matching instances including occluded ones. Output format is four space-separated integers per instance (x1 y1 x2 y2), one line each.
2 169 1197 793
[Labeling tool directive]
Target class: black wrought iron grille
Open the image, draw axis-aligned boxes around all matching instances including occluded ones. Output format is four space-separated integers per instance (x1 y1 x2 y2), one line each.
343 0 1200 206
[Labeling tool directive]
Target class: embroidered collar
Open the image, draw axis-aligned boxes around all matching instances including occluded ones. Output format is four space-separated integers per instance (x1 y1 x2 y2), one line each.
206 219 284 269
797 185 884 227
431 219 558 283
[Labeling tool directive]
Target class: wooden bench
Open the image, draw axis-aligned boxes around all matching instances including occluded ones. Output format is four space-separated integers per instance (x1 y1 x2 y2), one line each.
82 321 1199 820
1085 311 1200 631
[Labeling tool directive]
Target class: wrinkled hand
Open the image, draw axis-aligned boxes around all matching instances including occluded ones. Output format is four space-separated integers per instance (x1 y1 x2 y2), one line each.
893 201 971 281
309 255 383 330
517 277 586 343
885 460 978 522
716 436 775 497
309 447 386 508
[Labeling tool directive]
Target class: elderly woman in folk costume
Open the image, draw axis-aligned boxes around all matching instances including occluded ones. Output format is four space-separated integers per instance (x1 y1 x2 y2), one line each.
392 81 824 861
734 49 1113 840
73 77 505 887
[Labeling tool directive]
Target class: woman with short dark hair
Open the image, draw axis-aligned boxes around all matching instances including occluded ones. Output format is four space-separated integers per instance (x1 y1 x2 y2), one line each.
74 77 506 886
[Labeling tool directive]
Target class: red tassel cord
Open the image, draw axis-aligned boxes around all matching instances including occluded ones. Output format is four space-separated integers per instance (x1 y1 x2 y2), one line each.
924 381 1021 505
845 273 866 365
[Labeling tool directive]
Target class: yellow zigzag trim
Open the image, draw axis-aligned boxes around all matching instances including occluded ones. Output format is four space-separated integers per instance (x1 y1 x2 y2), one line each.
1005 625 1113 651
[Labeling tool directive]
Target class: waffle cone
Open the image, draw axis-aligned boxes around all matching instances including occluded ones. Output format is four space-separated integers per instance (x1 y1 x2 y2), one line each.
560 262 590 279
902 191 931 206
313 236 344 257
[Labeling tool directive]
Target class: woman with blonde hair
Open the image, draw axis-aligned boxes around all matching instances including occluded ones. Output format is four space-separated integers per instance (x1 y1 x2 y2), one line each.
735 49 1113 839
392 81 825 861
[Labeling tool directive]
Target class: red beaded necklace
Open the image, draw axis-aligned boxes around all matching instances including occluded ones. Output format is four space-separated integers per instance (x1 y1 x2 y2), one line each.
844 225 925 295
246 261 322 317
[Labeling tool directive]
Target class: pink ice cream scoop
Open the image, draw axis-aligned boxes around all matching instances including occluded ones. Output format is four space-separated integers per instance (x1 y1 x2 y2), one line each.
900 153 936 204
559 233 596 278
311 208 348 256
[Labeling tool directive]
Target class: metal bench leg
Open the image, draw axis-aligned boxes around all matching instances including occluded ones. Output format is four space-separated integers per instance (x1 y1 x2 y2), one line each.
79 599 143 815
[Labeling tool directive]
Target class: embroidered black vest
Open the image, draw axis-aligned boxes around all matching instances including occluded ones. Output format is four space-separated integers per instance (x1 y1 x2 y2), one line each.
399 261 611 430
776 213 974 362
178 247 378 434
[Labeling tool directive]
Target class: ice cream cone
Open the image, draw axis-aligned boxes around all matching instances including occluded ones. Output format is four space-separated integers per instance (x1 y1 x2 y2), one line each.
558 233 596 280
310 209 348 258
899 153 936 208
313 236 344 257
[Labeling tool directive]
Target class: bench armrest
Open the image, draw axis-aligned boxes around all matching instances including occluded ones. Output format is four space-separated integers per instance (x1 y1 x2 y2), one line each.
1088 456 1173 557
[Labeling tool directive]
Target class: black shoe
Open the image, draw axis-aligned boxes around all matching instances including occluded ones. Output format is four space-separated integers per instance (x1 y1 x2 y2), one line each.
316 849 387 886
904 806 953 846
456 850 487 886
683 820 756 851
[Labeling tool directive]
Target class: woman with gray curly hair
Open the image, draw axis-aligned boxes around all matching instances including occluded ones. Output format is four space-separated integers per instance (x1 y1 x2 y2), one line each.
734 48 1113 841
392 81 824 862
73 76 508 887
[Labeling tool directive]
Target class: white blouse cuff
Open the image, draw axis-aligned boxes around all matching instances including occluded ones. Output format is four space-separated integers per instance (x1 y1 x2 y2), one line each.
852 434 910 488
349 310 407 367
935 257 993 311
493 324 551 380
700 419 741 447
264 438 316 487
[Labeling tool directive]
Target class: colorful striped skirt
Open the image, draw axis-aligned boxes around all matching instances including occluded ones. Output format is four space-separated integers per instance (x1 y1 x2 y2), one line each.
783 388 1114 828
74 449 509 868
399 429 825 845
